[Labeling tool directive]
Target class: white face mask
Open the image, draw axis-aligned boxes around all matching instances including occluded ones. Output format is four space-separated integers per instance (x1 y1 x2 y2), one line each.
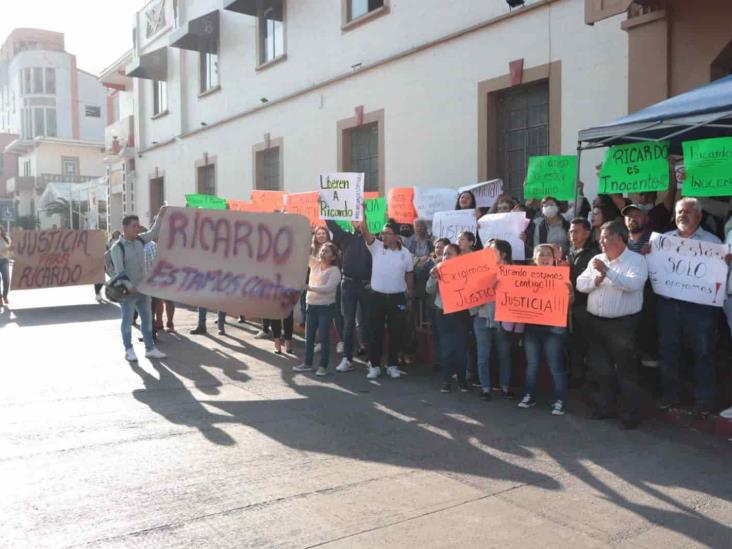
542 205 559 218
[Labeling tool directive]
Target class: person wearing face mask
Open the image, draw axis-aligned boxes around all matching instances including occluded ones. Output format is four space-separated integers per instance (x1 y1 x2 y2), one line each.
534 196 570 257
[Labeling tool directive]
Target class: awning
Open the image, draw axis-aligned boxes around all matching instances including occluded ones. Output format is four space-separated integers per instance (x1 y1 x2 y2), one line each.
125 47 168 81
224 0 283 21
169 10 219 53
578 75 732 152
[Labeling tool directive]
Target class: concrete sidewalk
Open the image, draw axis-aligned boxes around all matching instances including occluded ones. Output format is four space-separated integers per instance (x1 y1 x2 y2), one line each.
1 286 731 548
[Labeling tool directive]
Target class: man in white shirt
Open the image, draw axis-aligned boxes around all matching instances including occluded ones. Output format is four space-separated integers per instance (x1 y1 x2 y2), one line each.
657 198 724 415
359 218 414 380
577 220 648 429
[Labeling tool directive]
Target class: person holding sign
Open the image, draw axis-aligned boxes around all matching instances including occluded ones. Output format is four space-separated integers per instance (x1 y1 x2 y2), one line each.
576 220 648 429
533 197 569 256
511 245 571 416
426 243 469 393
656 198 730 415
0 227 11 305
360 217 414 380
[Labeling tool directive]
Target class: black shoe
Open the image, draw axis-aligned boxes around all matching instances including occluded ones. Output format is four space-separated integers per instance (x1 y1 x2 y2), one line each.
190 326 207 335
657 399 679 410
440 382 451 393
693 404 714 417
458 381 470 393
357 347 366 356
237 316 246 323
500 389 515 399
479 390 492 401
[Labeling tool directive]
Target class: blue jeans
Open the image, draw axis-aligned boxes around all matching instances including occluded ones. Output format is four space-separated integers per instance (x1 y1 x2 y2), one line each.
305 304 334 368
0 258 9 298
121 293 154 351
523 324 567 401
198 308 226 330
724 297 732 342
341 278 371 360
658 297 718 407
435 309 468 383
473 315 512 391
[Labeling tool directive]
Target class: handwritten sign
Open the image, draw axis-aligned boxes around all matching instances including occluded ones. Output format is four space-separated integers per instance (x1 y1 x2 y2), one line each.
227 199 257 212
336 196 388 234
478 212 530 261
185 194 227 210
524 156 577 201
250 190 286 212
599 142 669 194
495 264 570 327
387 188 417 224
436 247 498 313
458 179 503 209
413 187 457 220
138 208 310 319
319 172 364 221
646 232 728 307
432 210 477 243
285 192 325 229
681 137 732 197
11 229 106 290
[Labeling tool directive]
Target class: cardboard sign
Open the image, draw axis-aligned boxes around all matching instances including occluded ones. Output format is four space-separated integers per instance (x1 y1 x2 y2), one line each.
524 156 577 201
478 212 530 261
646 232 728 307
11 229 106 290
227 199 258 212
436 247 498 313
336 196 388 234
138 208 310 319
285 192 325 229
681 137 732 197
599 142 669 194
494 264 570 327
458 179 503 209
387 188 417 224
250 190 286 212
364 192 380 200
185 194 227 210
432 209 477 243
413 187 457 220
319 172 364 221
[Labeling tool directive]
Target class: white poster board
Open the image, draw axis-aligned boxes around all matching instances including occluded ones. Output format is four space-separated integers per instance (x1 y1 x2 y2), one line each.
646 232 729 307
412 187 457 221
432 210 477 243
477 212 529 261
319 172 364 221
458 179 503 209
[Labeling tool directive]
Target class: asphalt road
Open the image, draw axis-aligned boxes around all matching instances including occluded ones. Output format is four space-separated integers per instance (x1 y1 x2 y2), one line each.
2 286 732 548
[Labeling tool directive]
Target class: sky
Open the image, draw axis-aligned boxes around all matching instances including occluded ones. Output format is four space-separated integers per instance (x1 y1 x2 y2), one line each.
0 0 148 75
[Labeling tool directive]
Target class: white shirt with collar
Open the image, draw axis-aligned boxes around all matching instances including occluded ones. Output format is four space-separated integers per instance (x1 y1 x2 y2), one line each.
576 247 648 318
665 226 722 244
366 239 413 294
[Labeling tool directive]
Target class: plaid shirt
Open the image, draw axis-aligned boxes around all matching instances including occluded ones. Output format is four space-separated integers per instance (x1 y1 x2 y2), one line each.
143 241 157 274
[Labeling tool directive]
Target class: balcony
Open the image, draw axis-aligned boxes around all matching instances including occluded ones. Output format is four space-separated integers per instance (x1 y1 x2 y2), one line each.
5 176 35 194
105 115 135 157
7 174 99 194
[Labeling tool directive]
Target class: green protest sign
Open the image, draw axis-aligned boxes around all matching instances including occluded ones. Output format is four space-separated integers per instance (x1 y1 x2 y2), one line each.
681 137 732 197
335 197 387 233
598 141 669 194
524 155 577 201
185 194 228 210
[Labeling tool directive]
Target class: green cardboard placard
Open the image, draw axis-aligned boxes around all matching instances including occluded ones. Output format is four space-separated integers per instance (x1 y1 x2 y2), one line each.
599 141 669 194
335 197 387 233
682 137 732 197
185 194 228 210
524 155 577 201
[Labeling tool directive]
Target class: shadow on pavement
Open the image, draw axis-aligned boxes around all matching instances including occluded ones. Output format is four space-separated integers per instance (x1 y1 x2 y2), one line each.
0 302 120 327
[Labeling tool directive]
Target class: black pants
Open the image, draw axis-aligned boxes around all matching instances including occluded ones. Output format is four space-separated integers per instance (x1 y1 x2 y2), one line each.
94 283 103 294
586 313 643 419
638 281 659 360
368 292 406 368
569 304 591 382
271 313 294 340
262 318 271 333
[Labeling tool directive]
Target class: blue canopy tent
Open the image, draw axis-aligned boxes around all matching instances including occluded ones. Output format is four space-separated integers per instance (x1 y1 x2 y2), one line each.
573 75 732 203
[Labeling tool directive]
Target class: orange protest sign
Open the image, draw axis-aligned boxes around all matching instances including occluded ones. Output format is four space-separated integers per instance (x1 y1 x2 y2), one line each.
364 192 380 200
285 192 325 229
387 187 417 224
227 199 257 212
251 190 286 212
494 265 570 327
436 247 498 314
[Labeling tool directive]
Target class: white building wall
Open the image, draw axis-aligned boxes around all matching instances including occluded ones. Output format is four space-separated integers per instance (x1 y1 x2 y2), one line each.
132 0 629 223
77 71 107 141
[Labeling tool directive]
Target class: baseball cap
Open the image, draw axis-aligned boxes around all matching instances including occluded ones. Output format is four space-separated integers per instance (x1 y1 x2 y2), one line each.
621 204 644 216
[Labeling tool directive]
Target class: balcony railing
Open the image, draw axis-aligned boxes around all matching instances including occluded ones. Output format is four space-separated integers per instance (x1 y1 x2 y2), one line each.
5 176 35 193
105 115 135 155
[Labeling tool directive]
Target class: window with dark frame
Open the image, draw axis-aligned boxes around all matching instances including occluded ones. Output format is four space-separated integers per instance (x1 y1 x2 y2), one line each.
153 80 167 115
347 0 384 22
85 105 101 118
197 164 216 195
199 52 219 93
150 176 165 215
62 157 80 177
256 147 281 191
346 122 379 193
258 0 284 65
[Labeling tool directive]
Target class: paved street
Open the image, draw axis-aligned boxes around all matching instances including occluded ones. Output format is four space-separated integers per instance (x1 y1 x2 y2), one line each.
2 286 732 549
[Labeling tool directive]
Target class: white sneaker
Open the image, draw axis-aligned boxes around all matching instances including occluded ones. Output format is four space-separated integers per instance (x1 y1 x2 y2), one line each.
336 341 344 354
254 330 269 339
145 347 167 359
551 400 565 416
314 343 322 354
720 406 732 420
336 357 353 372
366 365 381 379
125 348 138 362
293 364 313 372
95 293 103 303
386 365 401 379
315 367 327 377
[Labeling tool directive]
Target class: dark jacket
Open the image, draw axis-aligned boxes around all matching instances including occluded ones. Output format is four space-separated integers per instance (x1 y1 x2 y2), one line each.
326 220 372 282
569 240 600 307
